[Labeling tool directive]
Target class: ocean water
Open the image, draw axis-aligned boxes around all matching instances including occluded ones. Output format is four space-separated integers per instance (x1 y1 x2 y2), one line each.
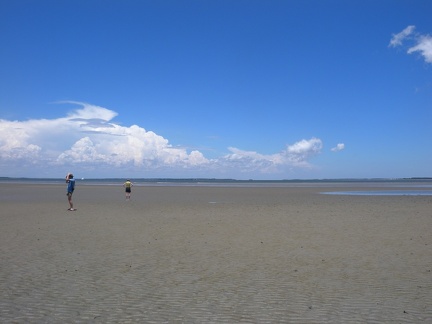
322 190 432 196
1 177 432 195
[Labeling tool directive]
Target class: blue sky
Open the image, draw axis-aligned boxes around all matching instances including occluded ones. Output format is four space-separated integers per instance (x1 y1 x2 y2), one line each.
1 0 431 179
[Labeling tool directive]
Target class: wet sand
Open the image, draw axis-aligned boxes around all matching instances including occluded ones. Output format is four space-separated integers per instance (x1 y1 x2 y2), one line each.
1 183 431 323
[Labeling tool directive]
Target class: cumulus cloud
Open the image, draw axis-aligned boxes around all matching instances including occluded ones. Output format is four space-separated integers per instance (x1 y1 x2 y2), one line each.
221 138 323 173
331 143 345 152
390 25 432 64
0 102 324 177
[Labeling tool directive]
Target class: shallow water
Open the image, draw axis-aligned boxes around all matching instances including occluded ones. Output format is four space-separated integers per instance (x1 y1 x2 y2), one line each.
321 190 432 196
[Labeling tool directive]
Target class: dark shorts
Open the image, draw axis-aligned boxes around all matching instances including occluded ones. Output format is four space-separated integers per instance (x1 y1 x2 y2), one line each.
67 191 73 197
125 188 131 193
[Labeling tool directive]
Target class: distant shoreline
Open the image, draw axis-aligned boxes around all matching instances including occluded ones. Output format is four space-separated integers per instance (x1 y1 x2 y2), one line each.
1 177 432 188
1 176 431 181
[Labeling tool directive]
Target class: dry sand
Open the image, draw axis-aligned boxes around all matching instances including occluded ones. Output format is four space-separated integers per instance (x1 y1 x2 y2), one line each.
1 183 431 323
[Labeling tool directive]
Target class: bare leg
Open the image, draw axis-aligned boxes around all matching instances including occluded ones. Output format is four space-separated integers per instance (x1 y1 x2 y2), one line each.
68 194 74 210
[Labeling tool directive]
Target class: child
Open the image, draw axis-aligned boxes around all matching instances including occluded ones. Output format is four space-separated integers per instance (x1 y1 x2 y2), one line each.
123 179 133 200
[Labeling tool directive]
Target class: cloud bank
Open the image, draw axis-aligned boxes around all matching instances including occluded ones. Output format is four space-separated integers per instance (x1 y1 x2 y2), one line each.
0 102 324 178
390 25 432 64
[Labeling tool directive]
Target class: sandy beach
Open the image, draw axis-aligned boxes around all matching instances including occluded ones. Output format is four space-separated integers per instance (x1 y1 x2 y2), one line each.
1 183 431 323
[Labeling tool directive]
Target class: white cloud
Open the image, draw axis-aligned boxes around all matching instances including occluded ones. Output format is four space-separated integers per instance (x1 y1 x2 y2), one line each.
407 35 432 63
0 102 325 177
221 138 323 173
389 25 415 47
390 25 432 64
287 138 322 156
331 143 345 152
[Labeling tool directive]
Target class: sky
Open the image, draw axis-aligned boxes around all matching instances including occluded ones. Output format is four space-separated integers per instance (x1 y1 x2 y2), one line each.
0 0 431 180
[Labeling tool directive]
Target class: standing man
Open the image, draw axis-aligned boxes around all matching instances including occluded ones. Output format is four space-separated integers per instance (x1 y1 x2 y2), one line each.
123 179 133 200
66 173 76 211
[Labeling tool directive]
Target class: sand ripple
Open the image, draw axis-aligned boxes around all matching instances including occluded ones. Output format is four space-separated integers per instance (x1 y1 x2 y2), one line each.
1 185 432 322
